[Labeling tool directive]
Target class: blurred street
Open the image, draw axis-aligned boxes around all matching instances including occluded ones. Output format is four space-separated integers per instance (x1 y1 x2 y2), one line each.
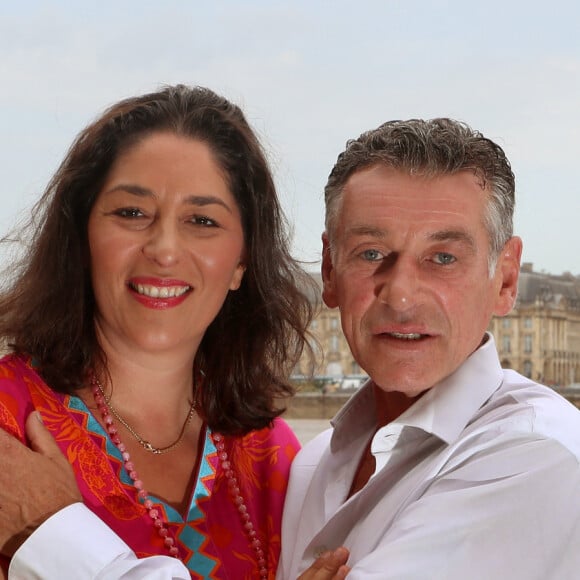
285 417 331 445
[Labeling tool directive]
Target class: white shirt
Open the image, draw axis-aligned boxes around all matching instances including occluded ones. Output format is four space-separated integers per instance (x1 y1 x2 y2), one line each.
10 336 580 579
277 335 580 579
9 504 190 579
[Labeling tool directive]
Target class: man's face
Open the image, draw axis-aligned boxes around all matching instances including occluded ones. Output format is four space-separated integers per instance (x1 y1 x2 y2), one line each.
322 165 521 399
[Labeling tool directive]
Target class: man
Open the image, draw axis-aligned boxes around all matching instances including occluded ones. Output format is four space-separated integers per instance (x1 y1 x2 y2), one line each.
2 118 580 579
277 118 580 577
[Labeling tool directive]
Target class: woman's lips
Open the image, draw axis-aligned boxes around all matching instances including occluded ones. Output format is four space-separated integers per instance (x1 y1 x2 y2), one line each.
127 278 192 309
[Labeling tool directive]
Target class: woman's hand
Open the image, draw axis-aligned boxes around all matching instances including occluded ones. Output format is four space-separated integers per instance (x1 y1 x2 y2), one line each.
0 412 82 557
297 547 350 579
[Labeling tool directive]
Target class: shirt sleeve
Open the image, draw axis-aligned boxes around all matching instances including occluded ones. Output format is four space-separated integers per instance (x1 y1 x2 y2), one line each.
346 436 580 580
9 503 191 580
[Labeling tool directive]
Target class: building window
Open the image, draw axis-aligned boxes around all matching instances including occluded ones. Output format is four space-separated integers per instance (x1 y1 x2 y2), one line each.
330 318 339 330
502 335 511 353
524 317 533 329
523 360 532 378
330 335 339 353
310 319 318 330
524 334 533 353
502 318 511 329
351 361 360 374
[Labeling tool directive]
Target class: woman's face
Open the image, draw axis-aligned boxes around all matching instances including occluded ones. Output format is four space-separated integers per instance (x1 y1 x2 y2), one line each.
87 131 246 360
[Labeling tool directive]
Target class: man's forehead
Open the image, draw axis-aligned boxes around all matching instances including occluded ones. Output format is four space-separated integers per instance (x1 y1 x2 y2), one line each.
344 163 487 189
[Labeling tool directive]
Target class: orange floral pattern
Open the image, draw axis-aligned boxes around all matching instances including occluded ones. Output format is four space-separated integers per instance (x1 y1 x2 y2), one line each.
0 353 300 578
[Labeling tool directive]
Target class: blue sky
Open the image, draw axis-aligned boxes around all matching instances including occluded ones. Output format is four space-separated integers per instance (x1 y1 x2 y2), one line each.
1 0 579 274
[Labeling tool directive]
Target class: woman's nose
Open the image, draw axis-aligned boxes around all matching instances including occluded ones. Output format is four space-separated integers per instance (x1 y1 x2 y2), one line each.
142 221 182 267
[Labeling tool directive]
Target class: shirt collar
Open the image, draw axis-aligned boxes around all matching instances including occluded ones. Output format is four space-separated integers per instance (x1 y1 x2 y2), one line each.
330 333 504 450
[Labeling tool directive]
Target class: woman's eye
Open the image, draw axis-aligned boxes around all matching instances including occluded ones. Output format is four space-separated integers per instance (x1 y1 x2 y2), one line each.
115 208 143 218
433 252 456 265
192 215 217 227
361 249 383 261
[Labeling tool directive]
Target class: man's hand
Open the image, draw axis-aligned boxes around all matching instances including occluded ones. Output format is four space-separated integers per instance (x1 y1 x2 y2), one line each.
0 412 82 557
297 547 350 579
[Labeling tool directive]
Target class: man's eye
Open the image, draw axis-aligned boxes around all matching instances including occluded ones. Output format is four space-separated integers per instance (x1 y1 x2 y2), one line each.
115 208 143 218
433 252 456 265
361 249 383 261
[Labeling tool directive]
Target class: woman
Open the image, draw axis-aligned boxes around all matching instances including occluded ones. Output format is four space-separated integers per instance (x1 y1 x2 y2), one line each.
0 85 314 579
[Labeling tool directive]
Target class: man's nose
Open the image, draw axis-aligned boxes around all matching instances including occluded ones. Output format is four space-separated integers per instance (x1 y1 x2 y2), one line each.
375 256 418 312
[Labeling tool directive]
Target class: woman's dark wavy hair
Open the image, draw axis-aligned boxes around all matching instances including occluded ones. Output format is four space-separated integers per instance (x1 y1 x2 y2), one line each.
0 84 314 435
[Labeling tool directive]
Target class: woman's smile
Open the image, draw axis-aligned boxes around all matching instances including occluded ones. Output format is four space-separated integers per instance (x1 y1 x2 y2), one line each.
128 277 192 304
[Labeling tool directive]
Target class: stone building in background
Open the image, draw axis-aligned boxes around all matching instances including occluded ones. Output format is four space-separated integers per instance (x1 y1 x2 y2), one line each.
295 272 363 383
297 264 580 388
488 263 580 386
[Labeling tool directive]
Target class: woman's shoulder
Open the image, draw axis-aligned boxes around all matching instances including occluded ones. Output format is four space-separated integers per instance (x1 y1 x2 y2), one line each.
232 416 301 471
245 416 300 449
270 416 301 446
0 352 54 430
0 351 48 386
0 352 36 439
0 351 35 389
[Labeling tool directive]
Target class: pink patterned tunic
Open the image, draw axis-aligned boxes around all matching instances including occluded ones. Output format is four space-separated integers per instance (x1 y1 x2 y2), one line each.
0 353 300 579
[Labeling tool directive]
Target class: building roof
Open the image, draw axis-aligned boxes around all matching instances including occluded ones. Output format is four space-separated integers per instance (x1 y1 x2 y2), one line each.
517 265 580 309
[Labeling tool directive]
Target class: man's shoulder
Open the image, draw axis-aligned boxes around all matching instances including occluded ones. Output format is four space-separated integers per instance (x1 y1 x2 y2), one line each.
494 369 578 418
475 370 580 458
291 427 334 468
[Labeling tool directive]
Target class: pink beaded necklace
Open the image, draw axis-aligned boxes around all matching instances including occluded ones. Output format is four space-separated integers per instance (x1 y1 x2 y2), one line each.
91 378 268 578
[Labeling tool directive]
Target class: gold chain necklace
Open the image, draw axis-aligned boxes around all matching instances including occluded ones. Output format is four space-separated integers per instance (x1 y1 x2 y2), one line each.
91 380 269 576
94 378 197 455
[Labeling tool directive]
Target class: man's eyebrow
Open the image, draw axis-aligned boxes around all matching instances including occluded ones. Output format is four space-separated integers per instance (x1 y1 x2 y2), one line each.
346 225 387 239
428 229 476 248
345 226 477 250
102 184 233 213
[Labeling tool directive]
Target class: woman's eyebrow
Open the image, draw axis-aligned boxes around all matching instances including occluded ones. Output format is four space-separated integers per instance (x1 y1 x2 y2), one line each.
184 195 233 213
101 184 153 197
101 184 233 213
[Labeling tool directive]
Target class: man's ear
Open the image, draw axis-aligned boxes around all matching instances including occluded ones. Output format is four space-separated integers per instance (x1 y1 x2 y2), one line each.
493 236 523 316
321 233 339 308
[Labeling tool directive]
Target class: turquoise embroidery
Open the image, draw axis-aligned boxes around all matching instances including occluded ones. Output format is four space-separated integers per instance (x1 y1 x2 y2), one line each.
67 395 133 486
66 396 219 577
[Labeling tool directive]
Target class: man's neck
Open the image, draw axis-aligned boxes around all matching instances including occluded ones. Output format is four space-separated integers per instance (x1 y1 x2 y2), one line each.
374 384 423 427
347 386 424 499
